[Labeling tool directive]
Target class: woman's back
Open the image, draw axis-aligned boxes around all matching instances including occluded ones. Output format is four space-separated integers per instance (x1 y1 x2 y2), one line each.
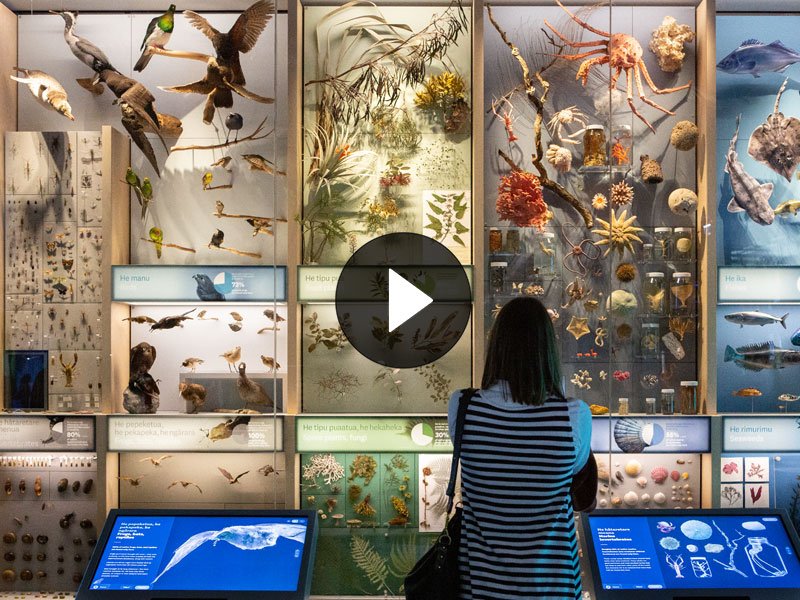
449 383 590 600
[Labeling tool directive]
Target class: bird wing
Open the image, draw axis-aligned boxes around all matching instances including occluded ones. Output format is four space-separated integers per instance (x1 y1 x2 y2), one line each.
120 83 167 150
234 471 250 482
152 529 219 584
139 457 154 464
229 0 274 54
75 38 113 69
121 117 161 177
224 79 275 104
158 455 172 462
192 483 203 493
160 78 216 95
167 481 178 489
144 316 157 323
183 10 220 42
218 467 233 481
141 17 159 50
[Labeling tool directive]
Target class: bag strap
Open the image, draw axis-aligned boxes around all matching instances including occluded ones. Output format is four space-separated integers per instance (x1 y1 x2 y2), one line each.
445 388 478 513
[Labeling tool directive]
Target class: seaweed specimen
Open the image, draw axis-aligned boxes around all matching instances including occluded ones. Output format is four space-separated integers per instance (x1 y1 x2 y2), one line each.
316 369 361 401
414 71 470 133
486 5 593 227
302 453 345 488
354 493 376 517
391 496 410 521
414 363 452 404
349 455 378 485
305 311 349 352
711 520 748 577
350 536 392 595
349 484 362 502
669 317 693 341
425 192 469 247
721 485 742 507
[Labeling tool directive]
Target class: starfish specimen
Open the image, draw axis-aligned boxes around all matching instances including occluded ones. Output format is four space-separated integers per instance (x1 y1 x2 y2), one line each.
592 209 644 257
566 316 591 340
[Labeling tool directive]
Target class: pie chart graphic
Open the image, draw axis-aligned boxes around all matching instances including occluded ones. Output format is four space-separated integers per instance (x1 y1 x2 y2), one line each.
410 423 434 447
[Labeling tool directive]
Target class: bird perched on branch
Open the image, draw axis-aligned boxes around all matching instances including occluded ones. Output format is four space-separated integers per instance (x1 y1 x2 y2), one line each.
135 4 177 72
10 67 74 121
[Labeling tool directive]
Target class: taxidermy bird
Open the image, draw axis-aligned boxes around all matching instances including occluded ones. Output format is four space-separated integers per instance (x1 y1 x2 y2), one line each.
260 355 279 371
214 200 225 214
10 67 74 121
141 178 154 219
51 10 117 91
167 480 203 493
117 476 145 487
263 309 285 323
237 362 273 409
209 229 225 248
193 273 225 301
197 310 217 321
129 371 160 408
149 227 163 259
205 415 249 441
181 357 204 372
122 315 157 324
230 312 243 322
228 322 242 332
130 342 156 377
258 464 277 477
178 382 206 413
218 467 249 485
241 153 285 176
134 4 177 72
211 156 232 172
246 217 273 236
97 69 169 176
220 346 241 372
225 113 243 143
140 455 172 467
149 308 196 331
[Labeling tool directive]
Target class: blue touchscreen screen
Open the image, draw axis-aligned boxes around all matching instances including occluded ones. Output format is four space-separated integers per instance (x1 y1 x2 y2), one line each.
588 514 800 590
90 516 308 591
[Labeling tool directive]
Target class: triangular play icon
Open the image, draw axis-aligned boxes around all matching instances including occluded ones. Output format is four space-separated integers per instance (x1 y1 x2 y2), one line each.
388 269 433 332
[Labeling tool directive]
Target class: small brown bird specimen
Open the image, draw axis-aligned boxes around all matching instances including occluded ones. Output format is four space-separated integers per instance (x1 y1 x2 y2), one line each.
140 455 172 467
220 346 242 372
260 355 279 371
123 315 157 324
215 200 225 214
150 308 196 331
228 322 243 332
117 476 145 486
258 465 278 477
182 357 204 372
230 311 243 322
237 362 273 409
241 153 286 176
218 467 249 484
263 309 285 323
167 481 203 493
179 382 207 414
210 156 233 172
197 310 218 321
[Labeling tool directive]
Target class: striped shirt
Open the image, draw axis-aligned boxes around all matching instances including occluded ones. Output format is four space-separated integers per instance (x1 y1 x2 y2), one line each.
448 383 591 600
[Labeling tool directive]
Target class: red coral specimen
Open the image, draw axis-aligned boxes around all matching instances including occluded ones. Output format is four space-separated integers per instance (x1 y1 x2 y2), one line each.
496 170 552 230
613 369 630 382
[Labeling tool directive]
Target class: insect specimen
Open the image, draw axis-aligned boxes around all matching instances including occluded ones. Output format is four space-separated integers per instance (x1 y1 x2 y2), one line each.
58 353 78 387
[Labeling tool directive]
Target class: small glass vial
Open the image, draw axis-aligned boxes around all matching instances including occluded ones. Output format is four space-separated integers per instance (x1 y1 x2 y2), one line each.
680 380 699 415
505 229 520 254
671 272 694 316
643 272 665 315
640 243 655 264
653 227 673 261
640 322 660 359
488 228 503 254
617 397 629 415
583 125 607 166
534 231 557 275
489 262 507 295
645 397 657 415
673 227 693 261
661 388 675 415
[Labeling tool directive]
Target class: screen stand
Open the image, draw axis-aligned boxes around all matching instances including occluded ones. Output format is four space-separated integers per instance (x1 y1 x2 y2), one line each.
676 596 750 600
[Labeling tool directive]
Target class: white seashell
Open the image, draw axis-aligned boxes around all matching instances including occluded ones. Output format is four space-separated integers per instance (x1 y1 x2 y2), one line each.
636 476 647 488
640 493 651 503
624 491 639 506
654 492 667 505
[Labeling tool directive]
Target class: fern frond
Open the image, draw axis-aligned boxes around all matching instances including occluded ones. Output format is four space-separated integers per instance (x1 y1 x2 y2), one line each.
389 534 419 579
350 535 392 593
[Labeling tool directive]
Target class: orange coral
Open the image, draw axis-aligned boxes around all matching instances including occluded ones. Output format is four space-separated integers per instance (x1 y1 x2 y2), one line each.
496 170 553 230
611 135 631 165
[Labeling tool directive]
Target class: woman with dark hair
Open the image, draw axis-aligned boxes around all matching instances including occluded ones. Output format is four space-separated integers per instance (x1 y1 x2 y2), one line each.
448 296 594 600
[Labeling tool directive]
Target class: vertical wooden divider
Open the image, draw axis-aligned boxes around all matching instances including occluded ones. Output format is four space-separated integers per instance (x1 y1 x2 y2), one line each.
472 0 486 381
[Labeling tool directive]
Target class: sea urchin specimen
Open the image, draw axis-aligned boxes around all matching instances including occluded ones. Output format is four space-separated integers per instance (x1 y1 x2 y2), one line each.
615 263 636 282
592 209 644 257
611 181 634 206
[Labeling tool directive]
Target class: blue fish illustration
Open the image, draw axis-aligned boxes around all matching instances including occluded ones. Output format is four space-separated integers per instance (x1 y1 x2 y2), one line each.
717 39 800 77
725 114 774 225
725 341 800 371
792 326 800 347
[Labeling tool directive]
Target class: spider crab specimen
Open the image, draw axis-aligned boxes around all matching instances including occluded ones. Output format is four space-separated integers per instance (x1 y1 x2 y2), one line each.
544 0 692 134
547 106 588 144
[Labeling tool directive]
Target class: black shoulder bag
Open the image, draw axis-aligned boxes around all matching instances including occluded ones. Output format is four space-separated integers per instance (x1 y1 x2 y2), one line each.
404 388 477 600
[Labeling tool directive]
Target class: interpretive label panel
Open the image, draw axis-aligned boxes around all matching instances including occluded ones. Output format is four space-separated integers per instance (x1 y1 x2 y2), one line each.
295 417 452 452
591 417 710 453
718 267 800 303
722 417 800 452
0 416 94 450
108 416 283 452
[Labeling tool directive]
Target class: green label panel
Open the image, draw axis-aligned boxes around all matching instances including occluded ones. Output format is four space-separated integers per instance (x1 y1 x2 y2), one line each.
296 417 452 452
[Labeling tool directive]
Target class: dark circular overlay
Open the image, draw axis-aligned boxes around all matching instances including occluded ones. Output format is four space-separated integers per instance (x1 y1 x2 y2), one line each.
334 233 472 369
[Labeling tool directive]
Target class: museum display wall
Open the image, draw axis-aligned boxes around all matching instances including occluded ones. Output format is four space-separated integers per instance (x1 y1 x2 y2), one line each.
1 0 800 597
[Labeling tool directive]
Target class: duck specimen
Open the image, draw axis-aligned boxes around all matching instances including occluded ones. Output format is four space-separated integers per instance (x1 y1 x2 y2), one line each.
236 362 273 409
10 67 74 121
134 4 177 72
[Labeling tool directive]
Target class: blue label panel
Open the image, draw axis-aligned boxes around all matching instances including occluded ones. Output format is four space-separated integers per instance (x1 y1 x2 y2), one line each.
591 417 710 454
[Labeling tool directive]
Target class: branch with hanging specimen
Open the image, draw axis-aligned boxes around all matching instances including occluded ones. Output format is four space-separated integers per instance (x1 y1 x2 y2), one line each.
207 244 262 259
139 238 196 253
170 116 274 152
486 5 593 228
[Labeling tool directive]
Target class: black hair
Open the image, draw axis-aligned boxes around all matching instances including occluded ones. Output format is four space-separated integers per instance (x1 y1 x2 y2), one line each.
481 297 566 405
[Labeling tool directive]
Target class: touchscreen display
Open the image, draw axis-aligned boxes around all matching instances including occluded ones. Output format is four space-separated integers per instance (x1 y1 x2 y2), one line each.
89 516 308 591
588 514 800 591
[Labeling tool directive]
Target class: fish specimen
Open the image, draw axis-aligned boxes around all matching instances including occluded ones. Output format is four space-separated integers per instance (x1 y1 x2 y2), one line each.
717 39 800 77
258 465 277 477
725 114 774 225
241 153 286 176
778 394 799 402
167 481 203 493
260 355 279 371
725 342 800 371
192 273 225 301
150 308 196 331
181 357 204 372
10 68 74 121
592 209 644 257
793 326 800 347
724 310 788 328
130 342 156 376
544 0 691 133
220 346 242 372
733 388 762 397
117 476 145 487
237 363 273 409
775 199 800 217
218 467 249 485
748 78 800 181
134 4 177 72
152 522 306 584
123 315 157 325
179 382 207 414
205 416 250 441
51 10 117 91
140 455 172 467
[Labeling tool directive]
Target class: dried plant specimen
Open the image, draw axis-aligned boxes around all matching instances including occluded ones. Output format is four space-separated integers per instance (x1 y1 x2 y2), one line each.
592 209 644 257
414 71 470 133
305 311 349 352
414 363 452 404
350 536 391 594
748 77 800 181
349 455 378 486
425 192 469 247
316 369 361 401
370 106 421 151
669 317 694 341
374 367 403 401
354 493 376 518
303 454 345 488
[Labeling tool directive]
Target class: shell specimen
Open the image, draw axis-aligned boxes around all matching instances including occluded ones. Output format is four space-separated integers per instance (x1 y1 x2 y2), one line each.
592 209 644 257
624 491 639 506
636 476 648 488
2 532 16 544
748 77 800 181
546 144 573 173
649 16 695 72
57 479 68 492
591 193 607 210
653 492 667 505
614 418 665 453
625 459 643 476
610 181 634 206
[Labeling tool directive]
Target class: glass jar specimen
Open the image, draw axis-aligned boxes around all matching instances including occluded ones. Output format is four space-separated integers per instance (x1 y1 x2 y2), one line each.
644 272 666 315
534 231 556 275
654 227 673 261
673 227 694 261
679 380 699 415
661 388 676 415
583 125 607 166
671 272 694 316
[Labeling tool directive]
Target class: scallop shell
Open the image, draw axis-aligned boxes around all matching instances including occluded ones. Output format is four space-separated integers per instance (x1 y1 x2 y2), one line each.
624 491 639 506
640 493 651 503
611 497 623 507
636 476 648 488
625 459 643 477
670 470 681 481
654 492 667 505
599 498 608 508
651 466 669 484
613 418 665 453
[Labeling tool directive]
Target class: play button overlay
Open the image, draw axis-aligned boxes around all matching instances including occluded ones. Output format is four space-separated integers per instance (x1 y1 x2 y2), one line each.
335 233 471 369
